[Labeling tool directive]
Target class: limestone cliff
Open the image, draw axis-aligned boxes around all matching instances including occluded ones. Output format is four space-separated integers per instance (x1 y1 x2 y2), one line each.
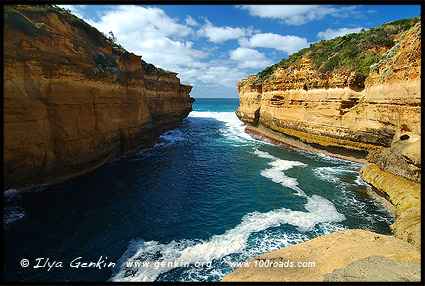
236 20 421 249
3 5 194 191
236 19 421 152
233 17 422 276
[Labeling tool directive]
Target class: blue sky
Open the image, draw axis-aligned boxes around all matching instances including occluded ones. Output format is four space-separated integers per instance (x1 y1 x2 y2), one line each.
60 4 421 98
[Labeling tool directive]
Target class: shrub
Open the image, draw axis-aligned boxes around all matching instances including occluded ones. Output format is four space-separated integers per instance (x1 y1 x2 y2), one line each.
93 52 118 73
34 22 46 31
356 53 382 75
319 55 341 73
19 6 48 15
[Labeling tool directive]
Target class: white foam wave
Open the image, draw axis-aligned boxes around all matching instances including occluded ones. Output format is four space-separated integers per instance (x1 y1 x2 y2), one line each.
4 206 25 227
245 230 309 257
189 111 262 144
109 155 127 165
254 149 307 196
155 129 189 147
355 176 368 186
314 152 347 163
110 194 345 282
4 189 20 202
253 149 278 160
313 166 359 184
4 189 26 227
260 169 305 196
111 148 347 281
295 148 365 170
250 134 272 144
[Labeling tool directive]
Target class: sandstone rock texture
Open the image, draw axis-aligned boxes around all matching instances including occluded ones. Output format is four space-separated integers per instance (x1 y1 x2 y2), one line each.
222 229 421 282
323 255 420 282
4 5 194 190
360 163 421 248
236 22 421 152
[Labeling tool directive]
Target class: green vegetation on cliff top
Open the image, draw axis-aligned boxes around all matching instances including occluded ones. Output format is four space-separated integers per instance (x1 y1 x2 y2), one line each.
256 16 421 83
4 4 172 76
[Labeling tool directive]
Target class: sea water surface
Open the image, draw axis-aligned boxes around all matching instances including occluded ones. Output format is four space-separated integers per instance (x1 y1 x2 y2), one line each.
3 98 394 282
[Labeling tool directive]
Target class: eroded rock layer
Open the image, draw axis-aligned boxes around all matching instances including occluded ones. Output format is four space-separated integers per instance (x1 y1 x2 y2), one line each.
4 5 194 190
360 163 421 248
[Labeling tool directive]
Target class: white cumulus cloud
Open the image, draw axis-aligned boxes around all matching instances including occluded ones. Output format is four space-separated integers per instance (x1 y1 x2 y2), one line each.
185 15 199 26
86 5 192 41
317 27 366 40
229 47 273 69
85 6 207 74
197 20 251 43
237 5 362 25
239 33 309 55
197 65 248 87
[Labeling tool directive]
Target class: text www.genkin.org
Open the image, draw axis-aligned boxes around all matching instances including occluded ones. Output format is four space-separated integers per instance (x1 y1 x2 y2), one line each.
125 259 315 269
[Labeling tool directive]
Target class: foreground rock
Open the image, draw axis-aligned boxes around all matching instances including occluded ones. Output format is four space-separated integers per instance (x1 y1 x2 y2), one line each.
323 256 420 282
222 229 420 282
4 5 194 190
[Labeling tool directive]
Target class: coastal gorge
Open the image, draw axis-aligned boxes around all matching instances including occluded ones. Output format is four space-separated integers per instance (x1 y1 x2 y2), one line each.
2 4 421 283
3 5 194 191
225 17 421 281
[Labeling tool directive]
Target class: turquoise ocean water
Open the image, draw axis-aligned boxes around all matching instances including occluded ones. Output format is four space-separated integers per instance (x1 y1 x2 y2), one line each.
3 98 394 282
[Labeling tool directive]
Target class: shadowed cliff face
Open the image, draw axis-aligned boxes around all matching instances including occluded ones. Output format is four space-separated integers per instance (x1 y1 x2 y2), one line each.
236 22 421 152
3 5 194 190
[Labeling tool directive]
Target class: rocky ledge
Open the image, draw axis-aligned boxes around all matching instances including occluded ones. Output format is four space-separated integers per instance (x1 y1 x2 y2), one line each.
222 229 420 282
3 5 194 191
